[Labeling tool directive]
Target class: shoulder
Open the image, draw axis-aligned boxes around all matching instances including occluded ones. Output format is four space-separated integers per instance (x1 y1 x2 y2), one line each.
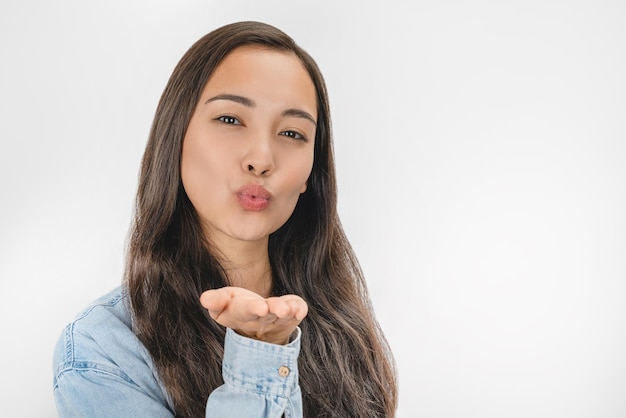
52 286 159 390
68 286 131 332
53 287 135 377
52 287 174 414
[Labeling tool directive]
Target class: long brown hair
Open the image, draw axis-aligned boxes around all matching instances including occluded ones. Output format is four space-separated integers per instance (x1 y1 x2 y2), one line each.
126 21 398 417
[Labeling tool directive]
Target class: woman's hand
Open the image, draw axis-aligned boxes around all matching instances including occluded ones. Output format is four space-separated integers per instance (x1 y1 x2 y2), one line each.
200 287 308 345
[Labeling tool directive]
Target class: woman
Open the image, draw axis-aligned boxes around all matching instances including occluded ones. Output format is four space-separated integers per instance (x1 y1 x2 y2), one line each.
53 21 398 417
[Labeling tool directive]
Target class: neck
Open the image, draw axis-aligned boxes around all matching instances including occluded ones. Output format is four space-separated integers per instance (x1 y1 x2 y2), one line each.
209 235 272 298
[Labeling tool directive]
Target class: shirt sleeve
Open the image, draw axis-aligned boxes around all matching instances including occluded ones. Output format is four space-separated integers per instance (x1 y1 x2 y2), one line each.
53 319 176 418
206 327 303 418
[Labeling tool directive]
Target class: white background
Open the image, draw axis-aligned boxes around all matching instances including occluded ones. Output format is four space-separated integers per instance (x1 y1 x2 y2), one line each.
1 1 625 417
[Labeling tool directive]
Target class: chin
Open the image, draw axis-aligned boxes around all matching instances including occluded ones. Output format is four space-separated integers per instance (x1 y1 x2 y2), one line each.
234 233 269 242
228 226 275 243
229 217 289 242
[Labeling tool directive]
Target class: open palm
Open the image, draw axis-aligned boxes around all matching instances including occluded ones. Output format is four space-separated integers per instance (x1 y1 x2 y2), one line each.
200 287 308 345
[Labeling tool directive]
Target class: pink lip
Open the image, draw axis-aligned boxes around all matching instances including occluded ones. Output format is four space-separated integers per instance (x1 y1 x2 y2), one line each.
236 184 272 211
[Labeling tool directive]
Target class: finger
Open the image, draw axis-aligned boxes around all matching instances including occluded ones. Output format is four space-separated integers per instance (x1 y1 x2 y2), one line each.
265 297 308 326
199 288 232 317
265 297 291 319
289 298 308 321
200 287 263 322
278 295 308 321
231 295 269 320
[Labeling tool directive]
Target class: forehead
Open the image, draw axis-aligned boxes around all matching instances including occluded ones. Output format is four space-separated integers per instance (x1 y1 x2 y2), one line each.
201 46 317 116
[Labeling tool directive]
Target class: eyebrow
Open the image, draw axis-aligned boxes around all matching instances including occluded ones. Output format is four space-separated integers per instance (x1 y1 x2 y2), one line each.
205 93 317 125
282 108 317 126
205 94 255 107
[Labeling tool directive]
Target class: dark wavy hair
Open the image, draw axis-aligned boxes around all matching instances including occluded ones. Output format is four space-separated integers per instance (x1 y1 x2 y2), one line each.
125 21 398 417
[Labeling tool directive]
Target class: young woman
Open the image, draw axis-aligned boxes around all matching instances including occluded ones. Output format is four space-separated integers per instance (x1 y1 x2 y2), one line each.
53 21 398 417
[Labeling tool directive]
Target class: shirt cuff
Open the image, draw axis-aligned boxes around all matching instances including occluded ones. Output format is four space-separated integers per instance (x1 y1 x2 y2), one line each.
222 327 301 398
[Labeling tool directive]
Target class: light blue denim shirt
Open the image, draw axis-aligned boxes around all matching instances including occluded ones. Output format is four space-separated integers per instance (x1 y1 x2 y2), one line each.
52 287 303 417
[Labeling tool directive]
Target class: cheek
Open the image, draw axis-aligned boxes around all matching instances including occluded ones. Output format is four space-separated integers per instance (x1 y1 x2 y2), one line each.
291 155 314 195
181 139 222 206
181 148 204 198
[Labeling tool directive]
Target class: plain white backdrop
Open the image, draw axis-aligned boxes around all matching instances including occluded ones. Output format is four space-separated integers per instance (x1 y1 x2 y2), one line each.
1 1 625 417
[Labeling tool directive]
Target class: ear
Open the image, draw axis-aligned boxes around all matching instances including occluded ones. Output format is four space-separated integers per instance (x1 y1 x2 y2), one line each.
300 182 307 194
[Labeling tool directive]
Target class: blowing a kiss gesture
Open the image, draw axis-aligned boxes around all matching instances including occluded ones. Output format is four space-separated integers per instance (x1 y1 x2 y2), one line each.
200 287 308 345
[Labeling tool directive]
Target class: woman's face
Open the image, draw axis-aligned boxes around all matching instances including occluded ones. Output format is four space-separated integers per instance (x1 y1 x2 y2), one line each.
181 46 317 248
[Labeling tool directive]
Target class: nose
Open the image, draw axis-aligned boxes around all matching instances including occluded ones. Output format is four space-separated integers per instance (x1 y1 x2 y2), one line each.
242 133 275 176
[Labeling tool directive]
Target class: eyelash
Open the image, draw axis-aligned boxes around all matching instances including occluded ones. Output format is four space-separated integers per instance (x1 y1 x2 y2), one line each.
280 130 307 141
215 116 307 142
216 115 241 125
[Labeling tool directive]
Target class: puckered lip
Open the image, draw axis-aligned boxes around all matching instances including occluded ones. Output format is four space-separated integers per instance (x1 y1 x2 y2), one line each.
236 183 272 200
235 183 272 211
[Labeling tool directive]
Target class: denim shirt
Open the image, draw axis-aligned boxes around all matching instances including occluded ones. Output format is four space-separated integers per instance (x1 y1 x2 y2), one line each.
52 287 303 417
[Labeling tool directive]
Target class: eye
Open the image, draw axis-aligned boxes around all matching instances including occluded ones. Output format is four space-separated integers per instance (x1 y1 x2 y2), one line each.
280 130 307 141
216 115 241 125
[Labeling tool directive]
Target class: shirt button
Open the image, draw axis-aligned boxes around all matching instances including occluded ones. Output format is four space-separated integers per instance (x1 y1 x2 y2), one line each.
278 366 290 377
